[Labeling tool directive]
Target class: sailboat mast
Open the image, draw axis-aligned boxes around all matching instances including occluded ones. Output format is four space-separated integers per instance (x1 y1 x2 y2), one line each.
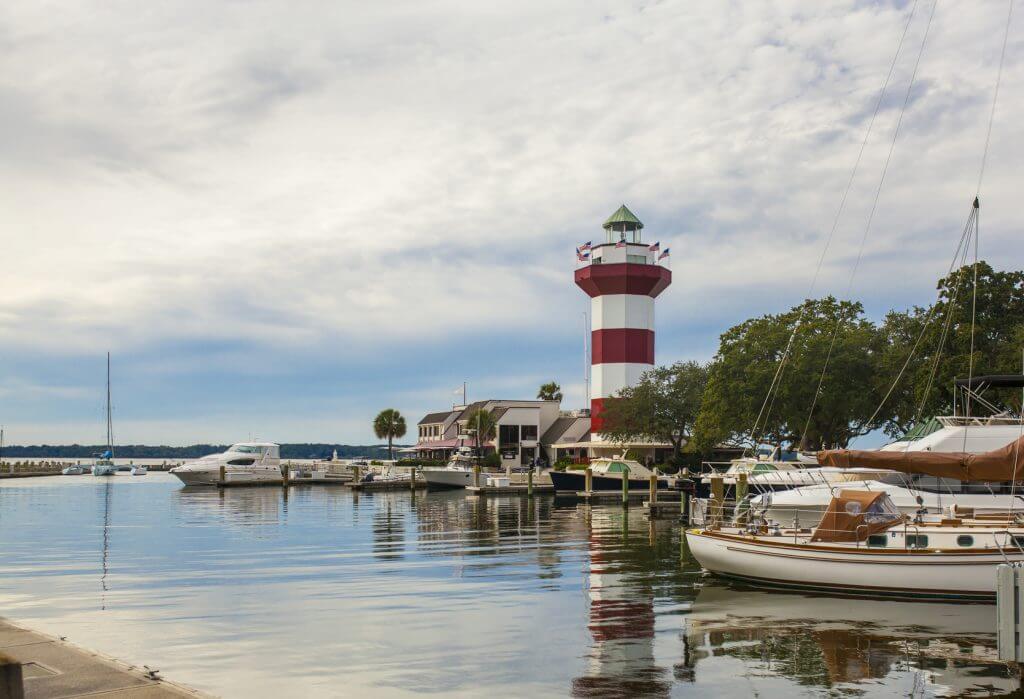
106 352 114 458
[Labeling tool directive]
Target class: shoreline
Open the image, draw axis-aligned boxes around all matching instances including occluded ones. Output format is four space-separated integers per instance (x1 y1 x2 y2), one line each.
0 616 209 698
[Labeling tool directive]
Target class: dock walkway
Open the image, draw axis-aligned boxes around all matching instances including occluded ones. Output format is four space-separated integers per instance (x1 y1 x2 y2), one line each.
0 617 205 698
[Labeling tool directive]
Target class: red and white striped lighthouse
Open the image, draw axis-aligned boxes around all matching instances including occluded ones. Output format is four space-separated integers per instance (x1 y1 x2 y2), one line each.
575 205 671 438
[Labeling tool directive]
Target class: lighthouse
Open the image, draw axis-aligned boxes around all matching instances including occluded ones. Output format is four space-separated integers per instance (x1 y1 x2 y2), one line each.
575 205 671 439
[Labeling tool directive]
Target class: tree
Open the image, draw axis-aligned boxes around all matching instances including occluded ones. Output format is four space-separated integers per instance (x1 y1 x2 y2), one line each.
878 261 1024 436
693 297 884 451
600 361 709 461
462 408 497 457
537 381 563 402
373 409 407 461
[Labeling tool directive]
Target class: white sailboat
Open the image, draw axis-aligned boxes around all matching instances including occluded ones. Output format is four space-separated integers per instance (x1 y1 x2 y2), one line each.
92 354 118 477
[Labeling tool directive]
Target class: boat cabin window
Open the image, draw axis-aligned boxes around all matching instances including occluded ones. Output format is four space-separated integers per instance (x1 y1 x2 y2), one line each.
1012 535 1024 549
906 534 929 549
231 445 265 454
751 463 777 474
867 535 887 547
957 535 974 547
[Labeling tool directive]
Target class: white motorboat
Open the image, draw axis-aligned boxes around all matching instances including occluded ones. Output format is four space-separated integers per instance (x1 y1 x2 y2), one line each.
169 443 282 486
421 451 478 490
62 464 86 475
92 460 117 476
130 464 148 476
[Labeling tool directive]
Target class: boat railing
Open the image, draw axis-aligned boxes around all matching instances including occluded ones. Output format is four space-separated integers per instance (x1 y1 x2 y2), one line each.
936 414 1022 427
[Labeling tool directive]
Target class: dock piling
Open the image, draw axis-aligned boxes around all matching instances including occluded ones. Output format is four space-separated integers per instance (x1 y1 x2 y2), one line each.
219 464 226 486
621 469 629 506
584 467 592 494
648 475 658 505
527 469 534 496
473 464 480 488
710 476 724 528
411 466 417 491
0 652 24 699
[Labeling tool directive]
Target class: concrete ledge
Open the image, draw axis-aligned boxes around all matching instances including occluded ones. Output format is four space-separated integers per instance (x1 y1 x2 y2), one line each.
0 617 208 698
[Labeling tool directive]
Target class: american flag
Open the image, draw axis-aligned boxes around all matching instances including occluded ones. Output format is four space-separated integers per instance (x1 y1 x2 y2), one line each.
658 248 670 260
615 238 626 249
579 241 592 252
648 241 660 253
577 249 591 261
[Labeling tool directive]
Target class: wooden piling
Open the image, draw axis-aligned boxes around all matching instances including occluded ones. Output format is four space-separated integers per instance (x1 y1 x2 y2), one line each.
0 652 24 699
353 465 361 484
710 476 724 529
473 464 480 488
621 469 629 506
219 464 226 486
282 464 290 487
735 472 749 525
584 467 593 494
411 466 417 491
648 474 658 505
527 469 534 496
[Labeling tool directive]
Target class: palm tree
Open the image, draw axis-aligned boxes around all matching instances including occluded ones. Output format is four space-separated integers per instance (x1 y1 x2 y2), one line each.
463 408 497 458
373 409 407 461
537 381 563 402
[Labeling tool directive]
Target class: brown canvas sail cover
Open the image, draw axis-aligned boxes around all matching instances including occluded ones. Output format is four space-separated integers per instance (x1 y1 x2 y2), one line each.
817 434 1024 483
811 490 903 543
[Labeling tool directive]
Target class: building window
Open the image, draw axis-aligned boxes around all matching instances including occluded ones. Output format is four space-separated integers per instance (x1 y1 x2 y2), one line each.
521 425 538 441
627 254 647 265
499 424 520 446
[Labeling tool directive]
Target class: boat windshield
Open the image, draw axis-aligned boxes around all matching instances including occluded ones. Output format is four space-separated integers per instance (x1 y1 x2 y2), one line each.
230 445 265 455
898 417 943 442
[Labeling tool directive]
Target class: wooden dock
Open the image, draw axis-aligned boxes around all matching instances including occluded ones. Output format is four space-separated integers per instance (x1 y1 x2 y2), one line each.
349 479 427 492
466 484 555 495
0 616 205 698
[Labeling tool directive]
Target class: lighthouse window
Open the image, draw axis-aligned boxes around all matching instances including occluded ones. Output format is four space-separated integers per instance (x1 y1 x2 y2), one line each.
627 254 647 265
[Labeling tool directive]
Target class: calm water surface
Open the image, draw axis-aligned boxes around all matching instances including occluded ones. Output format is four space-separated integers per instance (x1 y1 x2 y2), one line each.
0 474 1016 697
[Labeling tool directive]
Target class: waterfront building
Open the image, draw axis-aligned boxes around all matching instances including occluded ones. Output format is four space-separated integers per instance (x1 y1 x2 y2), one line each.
415 399 590 468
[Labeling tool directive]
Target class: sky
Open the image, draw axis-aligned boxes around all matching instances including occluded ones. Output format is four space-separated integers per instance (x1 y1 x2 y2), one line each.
1 0 1022 446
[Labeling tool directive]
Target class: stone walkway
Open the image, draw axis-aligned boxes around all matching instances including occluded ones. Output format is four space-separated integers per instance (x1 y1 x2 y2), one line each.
0 618 207 698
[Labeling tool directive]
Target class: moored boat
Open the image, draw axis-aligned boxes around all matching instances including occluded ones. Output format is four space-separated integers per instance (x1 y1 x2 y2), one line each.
170 443 282 486
549 457 671 493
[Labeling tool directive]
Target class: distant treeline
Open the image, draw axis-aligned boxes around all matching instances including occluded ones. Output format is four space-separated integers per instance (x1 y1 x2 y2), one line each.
0 444 408 459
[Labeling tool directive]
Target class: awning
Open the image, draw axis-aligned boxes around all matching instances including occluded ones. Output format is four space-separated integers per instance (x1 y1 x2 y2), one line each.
415 439 461 450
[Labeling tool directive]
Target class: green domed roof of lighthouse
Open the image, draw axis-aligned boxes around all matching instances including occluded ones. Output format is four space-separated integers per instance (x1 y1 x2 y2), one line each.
603 204 644 230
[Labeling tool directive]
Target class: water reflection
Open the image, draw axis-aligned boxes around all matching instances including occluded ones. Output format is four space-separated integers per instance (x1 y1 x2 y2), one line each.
684 583 1018 696
0 475 1019 698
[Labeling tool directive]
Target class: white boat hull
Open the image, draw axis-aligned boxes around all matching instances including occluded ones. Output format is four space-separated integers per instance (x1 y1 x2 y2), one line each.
422 468 475 489
686 529 1022 600
170 466 282 486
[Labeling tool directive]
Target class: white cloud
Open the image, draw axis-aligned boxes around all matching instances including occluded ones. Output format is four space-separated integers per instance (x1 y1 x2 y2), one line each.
1 0 1022 440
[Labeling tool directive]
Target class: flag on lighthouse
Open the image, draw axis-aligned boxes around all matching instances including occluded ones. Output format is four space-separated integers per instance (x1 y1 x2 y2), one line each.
615 238 626 249
658 248 670 260
579 241 592 252
576 247 590 261
648 241 660 253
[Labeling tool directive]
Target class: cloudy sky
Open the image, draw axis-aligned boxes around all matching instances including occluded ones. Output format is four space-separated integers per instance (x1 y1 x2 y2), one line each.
2 0 1021 445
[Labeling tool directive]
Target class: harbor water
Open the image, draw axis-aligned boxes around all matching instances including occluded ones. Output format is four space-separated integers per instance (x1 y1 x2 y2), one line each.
0 473 1016 697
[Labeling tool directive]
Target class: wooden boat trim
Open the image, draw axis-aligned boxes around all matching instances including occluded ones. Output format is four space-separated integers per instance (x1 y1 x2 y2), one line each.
690 528 1024 556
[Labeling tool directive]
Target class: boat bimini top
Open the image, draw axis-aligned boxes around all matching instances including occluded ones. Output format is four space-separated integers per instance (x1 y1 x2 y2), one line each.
810 490 903 543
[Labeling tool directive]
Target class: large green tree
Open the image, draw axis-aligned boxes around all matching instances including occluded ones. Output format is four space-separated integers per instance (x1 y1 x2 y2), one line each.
373 409 407 461
693 297 884 451
878 261 1024 435
600 361 709 461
